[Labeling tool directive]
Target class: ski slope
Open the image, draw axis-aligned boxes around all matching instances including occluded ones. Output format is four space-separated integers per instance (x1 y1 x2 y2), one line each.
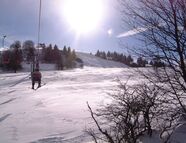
76 52 128 68
0 67 138 143
0 53 185 143
0 53 131 143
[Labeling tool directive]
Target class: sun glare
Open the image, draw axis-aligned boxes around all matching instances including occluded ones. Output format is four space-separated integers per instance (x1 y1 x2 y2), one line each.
108 29 113 36
63 0 104 35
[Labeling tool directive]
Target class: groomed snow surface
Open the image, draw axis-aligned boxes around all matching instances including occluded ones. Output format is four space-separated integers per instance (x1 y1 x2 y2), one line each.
0 53 185 143
0 67 137 143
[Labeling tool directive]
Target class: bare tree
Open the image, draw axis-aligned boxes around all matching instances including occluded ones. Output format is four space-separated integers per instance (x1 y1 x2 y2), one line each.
119 0 186 87
9 41 23 73
87 1 186 142
117 0 186 141
120 0 186 119
87 82 169 143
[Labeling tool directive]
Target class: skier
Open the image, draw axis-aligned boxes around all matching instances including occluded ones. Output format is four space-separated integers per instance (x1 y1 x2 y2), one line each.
31 68 42 89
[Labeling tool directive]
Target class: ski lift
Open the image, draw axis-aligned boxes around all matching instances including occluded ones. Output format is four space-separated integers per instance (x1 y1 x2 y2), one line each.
30 0 42 90
32 0 41 73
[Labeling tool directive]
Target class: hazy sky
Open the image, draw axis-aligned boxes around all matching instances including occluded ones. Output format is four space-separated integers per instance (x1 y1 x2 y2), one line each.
0 0 139 53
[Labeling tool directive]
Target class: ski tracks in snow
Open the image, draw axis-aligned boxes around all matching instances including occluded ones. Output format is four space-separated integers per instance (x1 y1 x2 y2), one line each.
0 67 141 143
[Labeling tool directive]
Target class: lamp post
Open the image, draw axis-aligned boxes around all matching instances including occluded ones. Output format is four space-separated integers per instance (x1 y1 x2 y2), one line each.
2 35 6 48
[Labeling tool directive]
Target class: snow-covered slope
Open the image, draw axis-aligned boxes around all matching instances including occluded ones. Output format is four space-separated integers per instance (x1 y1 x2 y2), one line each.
19 52 127 72
0 67 136 143
76 52 128 68
0 53 185 143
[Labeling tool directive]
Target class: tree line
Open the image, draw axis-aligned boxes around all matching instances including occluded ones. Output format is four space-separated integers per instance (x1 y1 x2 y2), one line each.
41 44 77 70
95 50 165 67
0 40 78 72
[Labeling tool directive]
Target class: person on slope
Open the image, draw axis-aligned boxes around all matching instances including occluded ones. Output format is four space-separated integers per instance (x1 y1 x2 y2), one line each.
31 68 42 89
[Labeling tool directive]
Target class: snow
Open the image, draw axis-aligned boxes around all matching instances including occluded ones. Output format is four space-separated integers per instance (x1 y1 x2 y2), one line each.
0 53 185 143
0 67 136 143
76 52 128 68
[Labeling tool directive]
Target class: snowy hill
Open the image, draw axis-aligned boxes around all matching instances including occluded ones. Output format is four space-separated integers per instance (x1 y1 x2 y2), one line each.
0 67 136 143
0 52 128 143
0 53 185 143
19 52 127 72
76 52 128 68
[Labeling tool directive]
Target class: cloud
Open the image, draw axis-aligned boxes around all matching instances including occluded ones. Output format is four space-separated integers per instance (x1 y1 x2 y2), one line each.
117 27 147 38
117 22 171 38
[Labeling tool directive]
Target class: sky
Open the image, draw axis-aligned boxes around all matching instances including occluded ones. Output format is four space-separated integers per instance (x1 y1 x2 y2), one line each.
0 0 140 54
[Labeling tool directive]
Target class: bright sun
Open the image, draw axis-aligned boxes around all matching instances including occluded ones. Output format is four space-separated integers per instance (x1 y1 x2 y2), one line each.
63 0 104 34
